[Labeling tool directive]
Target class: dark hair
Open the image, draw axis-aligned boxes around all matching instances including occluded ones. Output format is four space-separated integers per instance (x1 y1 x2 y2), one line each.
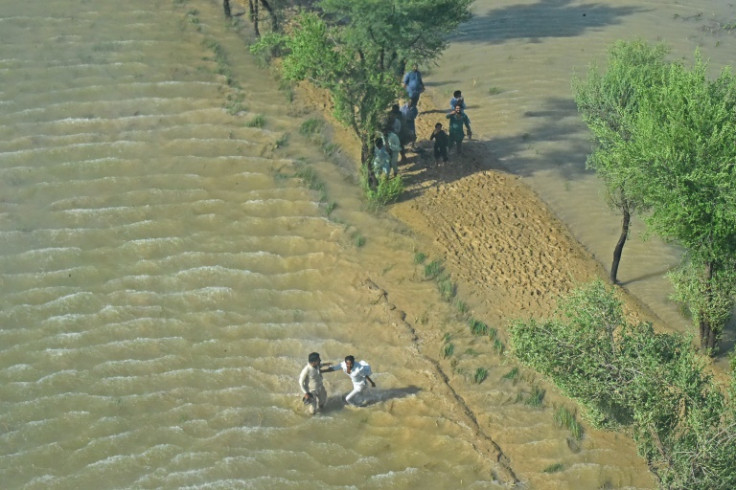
344 355 356 363
308 352 320 363
375 138 384 148
454 103 463 110
435 122 442 128
391 104 400 113
453 90 462 98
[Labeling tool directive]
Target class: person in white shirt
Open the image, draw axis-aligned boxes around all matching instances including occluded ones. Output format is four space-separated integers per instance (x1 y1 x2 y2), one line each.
329 355 375 406
298 352 335 415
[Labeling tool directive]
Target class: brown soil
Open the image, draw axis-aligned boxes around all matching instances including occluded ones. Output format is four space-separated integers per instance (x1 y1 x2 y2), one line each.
393 97 657 327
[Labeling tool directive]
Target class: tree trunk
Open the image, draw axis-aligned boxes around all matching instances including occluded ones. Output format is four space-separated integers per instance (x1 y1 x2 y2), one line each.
360 142 377 188
700 261 716 353
223 0 231 18
610 204 631 284
259 0 278 31
248 0 260 37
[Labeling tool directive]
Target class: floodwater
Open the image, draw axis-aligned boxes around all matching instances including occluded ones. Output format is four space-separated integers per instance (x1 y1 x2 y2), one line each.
0 0 731 489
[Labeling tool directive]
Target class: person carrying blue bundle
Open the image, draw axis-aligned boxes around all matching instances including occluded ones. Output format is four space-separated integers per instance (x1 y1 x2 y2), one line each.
327 355 375 406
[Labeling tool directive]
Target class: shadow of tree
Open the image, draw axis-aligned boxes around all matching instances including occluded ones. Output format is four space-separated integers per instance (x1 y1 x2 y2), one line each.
449 0 648 45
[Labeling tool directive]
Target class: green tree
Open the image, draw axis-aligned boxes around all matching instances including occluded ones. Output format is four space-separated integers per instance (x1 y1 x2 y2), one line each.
254 0 472 167
624 55 736 352
573 40 670 284
510 281 736 489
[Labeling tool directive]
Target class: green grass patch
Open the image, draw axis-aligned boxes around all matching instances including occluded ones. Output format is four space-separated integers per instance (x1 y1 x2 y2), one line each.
525 385 545 407
492 338 505 355
469 318 489 336
488 86 504 95
474 367 488 384
543 463 564 474
300 118 325 136
353 233 366 247
437 273 456 301
247 114 266 128
502 367 519 381
424 259 443 279
455 299 468 315
443 342 455 358
554 406 584 441
414 252 427 264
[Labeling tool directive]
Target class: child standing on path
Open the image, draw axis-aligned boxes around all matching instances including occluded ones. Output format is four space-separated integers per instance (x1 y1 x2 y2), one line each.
430 122 449 166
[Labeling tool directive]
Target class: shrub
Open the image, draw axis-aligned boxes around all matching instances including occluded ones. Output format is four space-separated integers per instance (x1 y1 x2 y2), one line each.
360 167 403 206
509 280 736 488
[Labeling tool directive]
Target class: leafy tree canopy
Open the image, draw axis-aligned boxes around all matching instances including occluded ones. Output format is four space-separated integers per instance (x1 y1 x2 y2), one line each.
627 56 736 260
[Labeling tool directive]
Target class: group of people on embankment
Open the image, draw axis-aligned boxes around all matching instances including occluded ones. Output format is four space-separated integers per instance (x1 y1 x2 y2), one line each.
371 64 473 178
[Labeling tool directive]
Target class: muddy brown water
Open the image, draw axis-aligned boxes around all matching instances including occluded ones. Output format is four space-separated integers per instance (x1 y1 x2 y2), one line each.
0 0 733 489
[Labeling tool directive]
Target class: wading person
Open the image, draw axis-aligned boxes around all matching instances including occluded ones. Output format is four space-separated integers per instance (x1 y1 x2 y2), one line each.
402 63 425 107
430 122 449 167
446 104 472 155
298 352 334 415
329 355 375 406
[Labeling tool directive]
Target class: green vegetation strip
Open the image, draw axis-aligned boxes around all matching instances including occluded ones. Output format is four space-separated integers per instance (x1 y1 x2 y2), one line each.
510 281 736 489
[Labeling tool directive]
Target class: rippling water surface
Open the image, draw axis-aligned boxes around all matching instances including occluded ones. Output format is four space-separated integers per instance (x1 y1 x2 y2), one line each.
6 0 731 489
0 1 504 488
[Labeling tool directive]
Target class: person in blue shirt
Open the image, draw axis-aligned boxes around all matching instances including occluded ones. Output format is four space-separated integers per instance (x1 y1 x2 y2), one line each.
449 90 466 112
400 100 419 149
402 64 425 106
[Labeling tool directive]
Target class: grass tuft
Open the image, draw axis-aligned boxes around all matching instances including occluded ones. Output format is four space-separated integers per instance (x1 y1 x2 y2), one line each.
554 406 584 440
525 385 545 407
543 463 564 473
502 367 519 381
469 318 488 336
247 114 266 128
443 342 455 358
424 259 443 279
